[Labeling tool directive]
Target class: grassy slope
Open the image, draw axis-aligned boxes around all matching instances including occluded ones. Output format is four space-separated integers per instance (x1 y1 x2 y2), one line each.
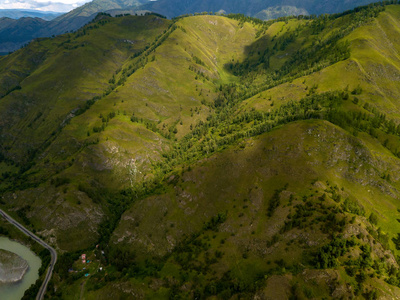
94 6 400 299
0 14 172 251
243 6 400 118
0 14 258 250
113 120 397 253
0 40 52 97
0 14 169 163
34 15 257 190
101 119 400 298
2 4 400 299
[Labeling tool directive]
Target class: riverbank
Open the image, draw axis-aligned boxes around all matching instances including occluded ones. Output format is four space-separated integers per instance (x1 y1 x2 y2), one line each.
0 237 41 300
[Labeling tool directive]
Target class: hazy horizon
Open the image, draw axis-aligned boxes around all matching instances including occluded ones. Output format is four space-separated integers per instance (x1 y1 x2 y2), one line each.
0 0 92 13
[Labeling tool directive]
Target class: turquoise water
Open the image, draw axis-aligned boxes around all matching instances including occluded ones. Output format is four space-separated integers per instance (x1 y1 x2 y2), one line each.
0 237 41 300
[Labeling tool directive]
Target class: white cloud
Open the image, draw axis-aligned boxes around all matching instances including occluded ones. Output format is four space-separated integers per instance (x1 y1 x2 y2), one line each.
0 0 92 12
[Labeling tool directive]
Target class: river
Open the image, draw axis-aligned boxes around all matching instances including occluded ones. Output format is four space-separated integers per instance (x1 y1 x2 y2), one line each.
0 237 41 300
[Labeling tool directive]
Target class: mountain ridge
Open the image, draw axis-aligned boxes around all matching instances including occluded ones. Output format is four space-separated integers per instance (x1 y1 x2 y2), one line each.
0 0 151 53
0 0 388 53
2 3 400 299
141 0 382 18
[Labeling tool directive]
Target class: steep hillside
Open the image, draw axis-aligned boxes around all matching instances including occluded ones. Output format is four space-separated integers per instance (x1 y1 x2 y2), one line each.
2 3 400 299
244 3 400 118
0 13 171 250
0 14 259 251
107 120 400 299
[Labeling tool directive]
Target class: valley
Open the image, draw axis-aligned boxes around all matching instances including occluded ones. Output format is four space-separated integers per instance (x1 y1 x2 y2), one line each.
1 2 400 299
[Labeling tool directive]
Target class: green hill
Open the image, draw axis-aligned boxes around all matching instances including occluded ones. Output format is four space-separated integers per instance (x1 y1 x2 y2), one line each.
2 2 400 299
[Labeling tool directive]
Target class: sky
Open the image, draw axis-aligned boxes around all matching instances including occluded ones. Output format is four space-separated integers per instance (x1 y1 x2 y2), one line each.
0 0 92 12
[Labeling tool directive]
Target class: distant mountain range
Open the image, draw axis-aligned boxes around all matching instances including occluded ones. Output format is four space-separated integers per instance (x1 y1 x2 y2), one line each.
41 0 150 41
0 9 62 21
0 17 48 53
0 0 150 53
0 0 386 53
141 0 382 18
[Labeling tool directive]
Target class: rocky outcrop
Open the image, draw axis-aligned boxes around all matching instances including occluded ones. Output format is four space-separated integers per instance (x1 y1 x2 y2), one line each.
0 249 29 284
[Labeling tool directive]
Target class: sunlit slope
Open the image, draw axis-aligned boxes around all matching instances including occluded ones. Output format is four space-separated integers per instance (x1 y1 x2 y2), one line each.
0 14 261 250
243 6 400 118
3 6 400 296
34 15 258 190
108 15 257 127
349 5 400 115
3 6 398 251
99 8 400 297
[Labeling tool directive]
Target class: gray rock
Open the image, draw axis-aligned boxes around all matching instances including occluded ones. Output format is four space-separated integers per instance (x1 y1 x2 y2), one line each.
0 249 29 284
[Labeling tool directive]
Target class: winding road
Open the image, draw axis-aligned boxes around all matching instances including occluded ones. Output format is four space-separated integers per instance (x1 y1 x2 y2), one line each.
0 208 57 300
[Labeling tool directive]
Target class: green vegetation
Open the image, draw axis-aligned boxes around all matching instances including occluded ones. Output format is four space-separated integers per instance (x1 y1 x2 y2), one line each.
2 2 400 299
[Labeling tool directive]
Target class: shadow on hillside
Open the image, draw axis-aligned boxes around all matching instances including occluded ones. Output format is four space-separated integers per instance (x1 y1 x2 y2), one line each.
222 33 275 76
